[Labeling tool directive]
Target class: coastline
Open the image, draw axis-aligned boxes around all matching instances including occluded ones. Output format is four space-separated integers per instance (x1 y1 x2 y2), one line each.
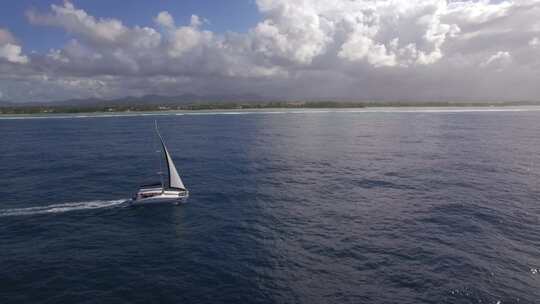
3 101 540 116
2 105 540 120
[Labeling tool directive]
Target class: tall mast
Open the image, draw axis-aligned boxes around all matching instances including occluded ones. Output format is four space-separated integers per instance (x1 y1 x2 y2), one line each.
155 120 165 192
154 121 186 191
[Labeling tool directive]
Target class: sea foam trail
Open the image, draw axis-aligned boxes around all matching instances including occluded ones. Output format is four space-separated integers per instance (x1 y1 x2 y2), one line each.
0 199 128 217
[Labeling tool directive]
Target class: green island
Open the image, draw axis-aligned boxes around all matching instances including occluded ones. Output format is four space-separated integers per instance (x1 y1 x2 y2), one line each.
1 101 539 115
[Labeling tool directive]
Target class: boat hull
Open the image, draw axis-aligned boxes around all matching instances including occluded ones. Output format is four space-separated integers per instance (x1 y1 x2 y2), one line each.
130 194 188 206
130 187 189 206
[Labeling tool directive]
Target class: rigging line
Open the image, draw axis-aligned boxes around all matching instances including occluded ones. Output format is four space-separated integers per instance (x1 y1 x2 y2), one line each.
155 120 165 191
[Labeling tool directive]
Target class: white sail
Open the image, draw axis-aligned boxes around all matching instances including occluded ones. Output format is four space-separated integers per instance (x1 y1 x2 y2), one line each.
162 144 186 190
156 123 186 190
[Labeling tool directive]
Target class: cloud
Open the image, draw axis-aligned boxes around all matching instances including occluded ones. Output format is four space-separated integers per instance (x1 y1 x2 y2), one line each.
336 0 460 66
249 0 462 67
27 2 162 56
1 0 540 102
0 43 29 64
27 2 128 44
161 14 213 58
482 51 512 70
155 11 175 29
0 28 28 64
530 37 540 47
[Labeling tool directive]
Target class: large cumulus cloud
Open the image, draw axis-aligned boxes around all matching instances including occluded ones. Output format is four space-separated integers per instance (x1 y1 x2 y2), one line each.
1 0 540 102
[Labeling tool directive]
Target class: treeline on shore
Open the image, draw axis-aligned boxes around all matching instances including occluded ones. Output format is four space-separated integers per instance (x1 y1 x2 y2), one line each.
1 100 539 115
0 101 365 114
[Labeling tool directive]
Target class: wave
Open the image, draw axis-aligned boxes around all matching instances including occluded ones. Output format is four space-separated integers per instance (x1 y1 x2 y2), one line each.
2 106 540 120
0 199 128 217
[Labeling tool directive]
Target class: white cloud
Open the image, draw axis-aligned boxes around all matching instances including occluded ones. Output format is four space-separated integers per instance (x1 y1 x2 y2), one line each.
1 0 540 102
27 2 161 49
190 15 204 28
336 0 460 66
339 35 397 67
0 28 28 64
482 51 512 70
161 14 213 58
0 44 29 64
250 0 463 67
27 2 125 43
155 11 175 29
250 1 332 65
444 0 513 25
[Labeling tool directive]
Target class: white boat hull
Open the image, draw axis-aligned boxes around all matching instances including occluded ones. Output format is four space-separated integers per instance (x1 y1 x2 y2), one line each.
130 187 189 206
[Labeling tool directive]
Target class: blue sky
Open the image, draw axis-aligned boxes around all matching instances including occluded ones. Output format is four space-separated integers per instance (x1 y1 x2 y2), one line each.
1 0 261 52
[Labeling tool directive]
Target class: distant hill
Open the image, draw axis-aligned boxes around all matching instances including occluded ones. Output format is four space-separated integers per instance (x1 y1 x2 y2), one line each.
0 100 16 107
4 95 540 108
4 93 269 107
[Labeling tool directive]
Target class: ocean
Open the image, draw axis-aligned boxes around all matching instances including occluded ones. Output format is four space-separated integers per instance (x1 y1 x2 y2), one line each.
1 108 539 303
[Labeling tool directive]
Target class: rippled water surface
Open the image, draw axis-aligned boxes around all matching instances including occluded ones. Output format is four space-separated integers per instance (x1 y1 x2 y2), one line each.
1 109 539 303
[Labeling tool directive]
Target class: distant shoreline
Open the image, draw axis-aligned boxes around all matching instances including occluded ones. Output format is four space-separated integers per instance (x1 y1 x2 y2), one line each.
2 101 540 115
2 105 540 118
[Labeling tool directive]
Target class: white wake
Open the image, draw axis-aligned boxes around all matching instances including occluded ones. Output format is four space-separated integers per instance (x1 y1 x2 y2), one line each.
0 199 128 217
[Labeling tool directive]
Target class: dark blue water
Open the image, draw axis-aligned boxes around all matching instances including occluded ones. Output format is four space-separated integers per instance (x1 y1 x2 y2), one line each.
1 109 539 303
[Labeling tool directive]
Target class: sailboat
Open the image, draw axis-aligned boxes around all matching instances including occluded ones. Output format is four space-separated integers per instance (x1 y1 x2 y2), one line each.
131 121 189 205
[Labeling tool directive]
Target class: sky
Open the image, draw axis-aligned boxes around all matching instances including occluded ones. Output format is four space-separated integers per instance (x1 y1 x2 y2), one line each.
0 0 540 102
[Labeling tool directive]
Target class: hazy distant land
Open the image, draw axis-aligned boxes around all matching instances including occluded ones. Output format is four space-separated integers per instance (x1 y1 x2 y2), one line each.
2 100 540 115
